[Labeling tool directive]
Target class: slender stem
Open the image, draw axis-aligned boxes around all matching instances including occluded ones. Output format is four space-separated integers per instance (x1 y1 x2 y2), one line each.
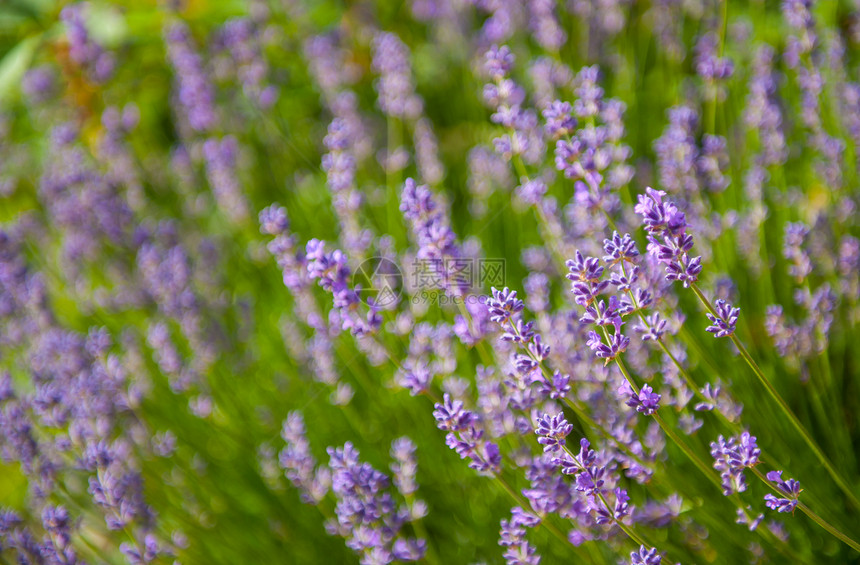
613 356 724 493
494 475 582 556
508 319 653 470
561 397 650 469
556 442 654 553
797 503 860 554
614 357 814 561
404 494 441 565
689 283 860 511
749 467 860 553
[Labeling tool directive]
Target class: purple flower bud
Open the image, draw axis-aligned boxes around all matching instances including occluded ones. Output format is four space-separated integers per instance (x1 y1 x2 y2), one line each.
602 232 639 264
710 432 760 495
432 394 474 432
764 470 802 513
488 287 525 324
706 299 739 337
567 251 604 282
535 413 573 453
630 545 663 565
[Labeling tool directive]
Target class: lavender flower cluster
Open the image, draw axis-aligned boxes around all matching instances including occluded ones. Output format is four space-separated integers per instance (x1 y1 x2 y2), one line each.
2 1 860 564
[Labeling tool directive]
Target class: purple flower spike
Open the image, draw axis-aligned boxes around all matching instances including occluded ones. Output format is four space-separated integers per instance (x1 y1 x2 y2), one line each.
535 413 573 453
706 299 740 337
488 287 525 324
432 394 475 432
630 545 663 565
764 470 802 513
542 100 577 139
586 327 629 364
566 251 604 282
620 383 661 415
710 432 761 495
579 297 621 327
636 385 662 415
602 232 639 265
635 187 703 287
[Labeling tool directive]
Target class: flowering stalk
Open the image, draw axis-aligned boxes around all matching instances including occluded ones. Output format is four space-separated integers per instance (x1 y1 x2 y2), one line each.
632 187 860 550
488 287 653 471
748 467 860 552
689 282 860 512
535 414 668 557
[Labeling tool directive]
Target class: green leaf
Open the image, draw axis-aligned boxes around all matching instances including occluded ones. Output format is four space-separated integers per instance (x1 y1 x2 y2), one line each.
0 34 41 105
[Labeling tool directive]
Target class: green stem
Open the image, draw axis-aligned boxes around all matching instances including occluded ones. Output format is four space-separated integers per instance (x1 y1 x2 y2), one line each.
509 320 653 471
556 443 654 553
613 356 724 493
797 503 860 554
689 283 860 511
495 475 580 555
749 467 860 553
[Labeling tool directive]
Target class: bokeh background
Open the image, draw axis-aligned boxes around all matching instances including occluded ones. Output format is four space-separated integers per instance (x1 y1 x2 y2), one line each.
1 0 859 563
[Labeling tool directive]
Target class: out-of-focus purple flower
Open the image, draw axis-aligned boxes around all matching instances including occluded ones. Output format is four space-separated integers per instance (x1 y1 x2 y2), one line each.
783 222 812 281
516 179 547 205
165 21 216 132
22 66 56 104
744 46 788 166
527 0 566 51
61 3 115 82
653 106 699 195
202 136 250 223
694 32 734 81
259 204 289 236
698 135 730 192
371 32 423 120
484 45 515 79
120 534 163 565
542 100 577 139
414 118 445 185
279 412 329 504
396 359 433 396
321 117 371 258
217 18 277 108
400 179 467 295
390 436 421 503
326 441 427 562
305 239 380 336
483 45 545 165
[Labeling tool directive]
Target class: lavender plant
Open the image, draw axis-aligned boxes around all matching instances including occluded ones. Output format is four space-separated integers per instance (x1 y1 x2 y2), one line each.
0 0 859 563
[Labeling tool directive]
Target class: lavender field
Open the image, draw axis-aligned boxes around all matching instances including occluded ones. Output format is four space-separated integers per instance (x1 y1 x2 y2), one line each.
1 0 859 563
